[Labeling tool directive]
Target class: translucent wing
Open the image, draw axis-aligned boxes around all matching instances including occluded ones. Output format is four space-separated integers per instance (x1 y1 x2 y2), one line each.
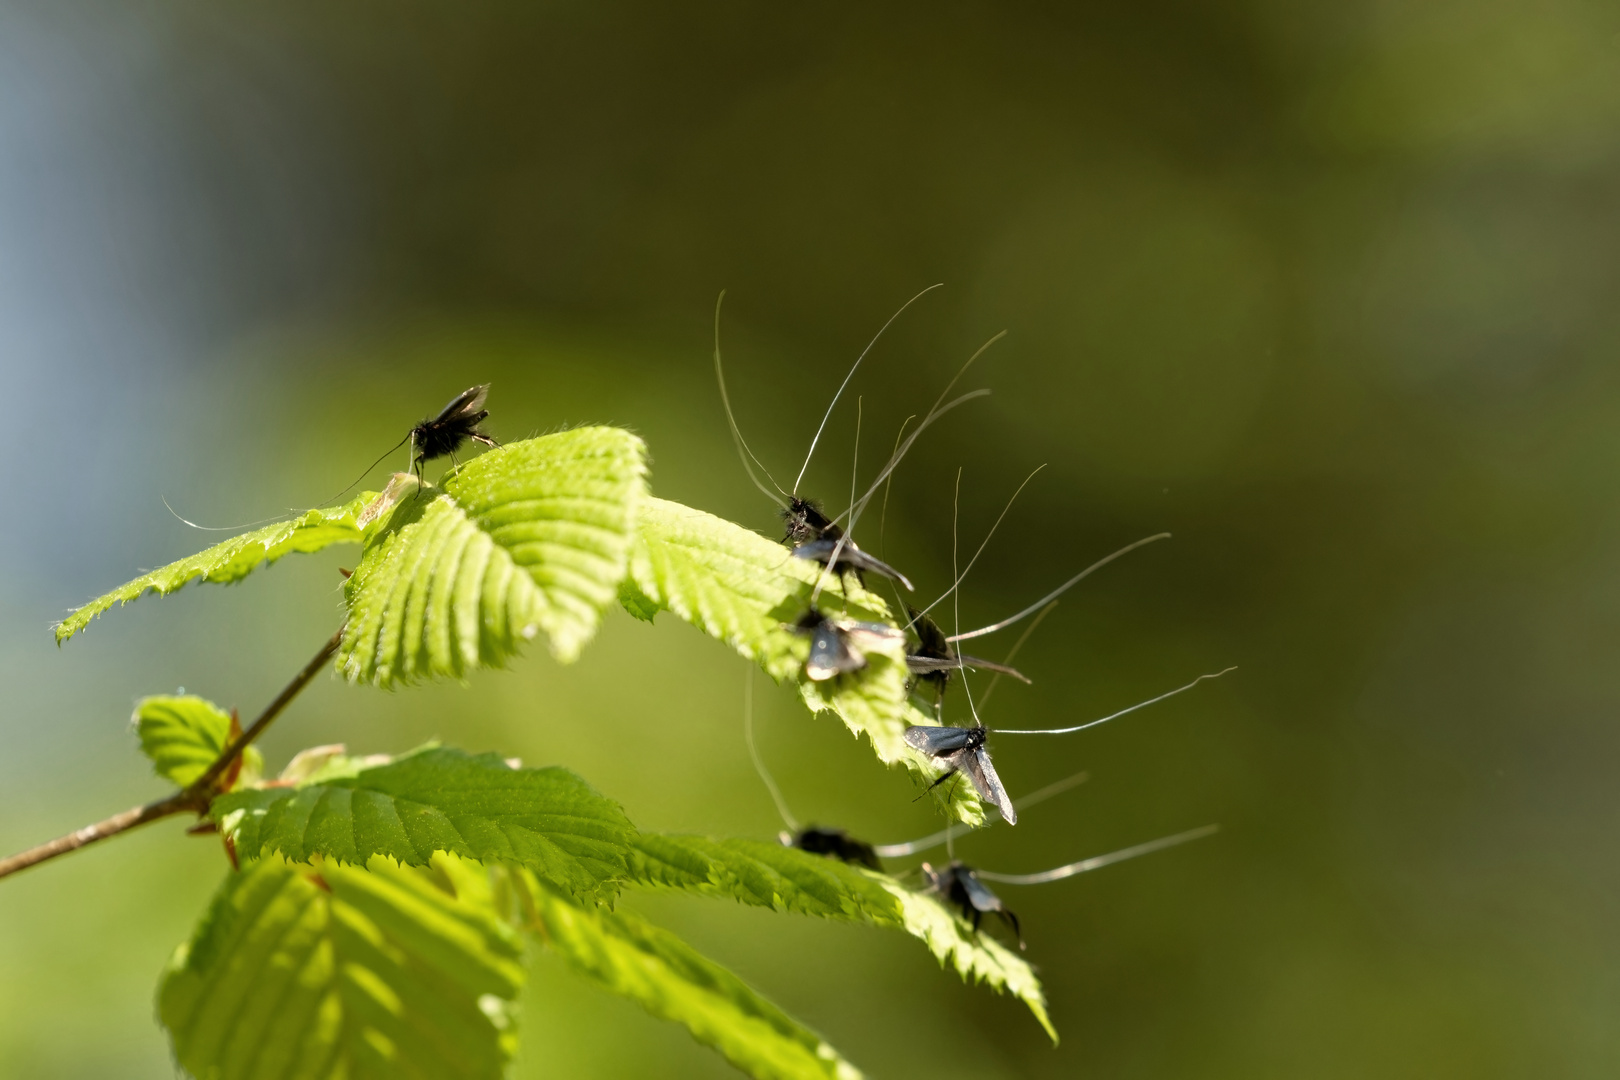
955 868 1006 914
790 539 915 591
832 618 906 652
962 745 1016 825
434 383 491 423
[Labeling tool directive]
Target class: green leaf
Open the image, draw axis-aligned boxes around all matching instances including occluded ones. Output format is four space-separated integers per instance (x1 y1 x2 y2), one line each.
337 427 648 685
54 496 371 645
879 880 1057 1043
134 694 261 790
628 833 1053 1038
628 496 983 825
521 876 861 1080
160 853 525 1080
628 834 904 924
213 746 636 905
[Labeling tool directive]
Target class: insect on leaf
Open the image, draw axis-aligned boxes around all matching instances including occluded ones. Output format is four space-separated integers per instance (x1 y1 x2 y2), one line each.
338 427 648 685
623 832 1052 1035
519 873 862 1080
159 853 525 1080
626 497 983 825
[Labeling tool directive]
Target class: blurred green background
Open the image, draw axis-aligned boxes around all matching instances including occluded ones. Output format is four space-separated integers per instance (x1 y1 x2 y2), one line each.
3 1 1618 1076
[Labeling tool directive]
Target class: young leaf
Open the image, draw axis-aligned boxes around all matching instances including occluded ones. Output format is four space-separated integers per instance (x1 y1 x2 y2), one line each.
54 496 371 645
880 881 1057 1043
628 833 1053 1037
627 496 984 825
338 427 648 685
628 834 904 924
160 853 525 1080
134 694 262 790
213 746 636 905
520 875 861 1080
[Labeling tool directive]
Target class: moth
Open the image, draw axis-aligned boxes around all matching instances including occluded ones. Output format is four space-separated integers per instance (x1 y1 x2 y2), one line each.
409 384 499 481
917 824 1222 950
783 826 884 871
783 496 914 591
921 861 1023 948
713 289 992 597
902 723 1016 825
905 606 1029 716
789 608 907 681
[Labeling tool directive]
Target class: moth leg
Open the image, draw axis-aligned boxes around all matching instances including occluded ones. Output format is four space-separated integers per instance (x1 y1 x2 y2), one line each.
471 432 500 449
913 767 958 802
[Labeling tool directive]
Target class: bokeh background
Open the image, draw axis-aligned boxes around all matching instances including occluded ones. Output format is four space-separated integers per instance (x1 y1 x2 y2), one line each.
3 1 1618 1076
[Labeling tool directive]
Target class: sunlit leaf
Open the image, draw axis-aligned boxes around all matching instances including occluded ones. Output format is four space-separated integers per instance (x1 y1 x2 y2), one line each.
213 746 637 905
626 832 1051 1034
134 694 261 790
521 875 861 1080
338 427 647 685
626 496 983 825
54 496 371 645
159 853 524 1080
879 880 1056 1043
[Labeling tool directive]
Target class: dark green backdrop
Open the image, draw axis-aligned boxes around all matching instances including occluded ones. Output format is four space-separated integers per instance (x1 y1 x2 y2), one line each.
1 1 1616 1076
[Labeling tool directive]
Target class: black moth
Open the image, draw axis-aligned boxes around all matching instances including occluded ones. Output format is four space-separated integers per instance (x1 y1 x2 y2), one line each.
782 496 915 591
921 861 1023 949
410 384 499 480
906 606 1030 715
782 826 884 871
903 723 1016 825
790 608 906 681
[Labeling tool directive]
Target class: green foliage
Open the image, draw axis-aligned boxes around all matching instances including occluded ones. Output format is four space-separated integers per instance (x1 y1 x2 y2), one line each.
134 694 262 790
629 834 903 923
626 496 984 825
520 875 861 1080
213 746 636 905
880 882 1056 1043
41 420 1070 1077
338 428 648 685
159 853 525 1080
54 496 371 644
627 833 1052 1034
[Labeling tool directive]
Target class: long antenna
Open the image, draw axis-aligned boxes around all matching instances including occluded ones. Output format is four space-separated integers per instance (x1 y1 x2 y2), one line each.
873 769 1089 858
794 283 943 495
163 430 413 532
743 669 799 832
713 291 790 507
907 464 1046 628
947 532 1172 643
993 667 1236 735
846 397 862 523
976 600 1059 711
976 824 1220 885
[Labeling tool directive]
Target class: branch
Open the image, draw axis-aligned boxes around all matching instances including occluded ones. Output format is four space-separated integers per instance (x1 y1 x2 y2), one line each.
0 627 344 882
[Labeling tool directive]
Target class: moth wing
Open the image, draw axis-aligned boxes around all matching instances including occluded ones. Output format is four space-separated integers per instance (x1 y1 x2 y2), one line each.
805 622 863 681
839 546 914 590
905 655 961 675
955 653 1031 683
903 725 975 756
963 746 1017 825
838 620 906 654
957 870 1005 913
435 383 491 423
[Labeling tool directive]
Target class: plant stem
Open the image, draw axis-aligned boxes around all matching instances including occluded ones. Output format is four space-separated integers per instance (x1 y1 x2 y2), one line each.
0 627 344 882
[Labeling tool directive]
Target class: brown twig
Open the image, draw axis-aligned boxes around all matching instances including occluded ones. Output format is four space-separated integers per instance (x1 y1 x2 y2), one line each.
0 627 344 882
